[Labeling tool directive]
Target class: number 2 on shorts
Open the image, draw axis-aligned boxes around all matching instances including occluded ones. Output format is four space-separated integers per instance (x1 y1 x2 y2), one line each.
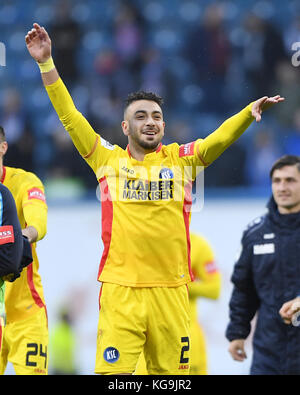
180 336 190 363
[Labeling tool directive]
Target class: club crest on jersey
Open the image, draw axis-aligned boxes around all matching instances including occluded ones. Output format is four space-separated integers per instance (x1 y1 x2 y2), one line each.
179 141 195 157
159 168 174 179
103 347 120 363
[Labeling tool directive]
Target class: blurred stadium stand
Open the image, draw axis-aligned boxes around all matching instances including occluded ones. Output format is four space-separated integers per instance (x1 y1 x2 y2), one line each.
2 0 300 375
0 0 300 199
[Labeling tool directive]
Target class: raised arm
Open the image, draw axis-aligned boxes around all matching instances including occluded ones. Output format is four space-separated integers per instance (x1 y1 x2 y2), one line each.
197 95 285 166
25 22 59 86
25 23 104 174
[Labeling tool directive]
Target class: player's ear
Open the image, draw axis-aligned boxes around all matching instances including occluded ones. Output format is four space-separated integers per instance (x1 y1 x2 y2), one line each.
121 120 130 136
0 141 8 156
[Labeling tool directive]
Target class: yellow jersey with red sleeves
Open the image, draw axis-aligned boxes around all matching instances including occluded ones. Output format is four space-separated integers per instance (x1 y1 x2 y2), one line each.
2 166 48 323
45 77 254 287
188 233 221 321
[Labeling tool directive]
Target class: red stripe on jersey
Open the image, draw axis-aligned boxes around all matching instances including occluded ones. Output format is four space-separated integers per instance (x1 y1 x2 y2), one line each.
84 135 99 159
1 166 6 183
24 224 43 308
155 142 162 153
183 181 194 282
195 144 209 166
27 262 45 309
97 177 113 280
98 285 103 311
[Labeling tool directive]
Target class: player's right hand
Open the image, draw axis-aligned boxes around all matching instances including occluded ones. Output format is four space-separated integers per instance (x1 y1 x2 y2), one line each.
228 339 247 362
25 22 51 63
279 297 300 324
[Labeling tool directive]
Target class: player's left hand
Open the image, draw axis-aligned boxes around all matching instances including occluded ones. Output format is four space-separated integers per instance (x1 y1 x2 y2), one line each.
252 95 285 122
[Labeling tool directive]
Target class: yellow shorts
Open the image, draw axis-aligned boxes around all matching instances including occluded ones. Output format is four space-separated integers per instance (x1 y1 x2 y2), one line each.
0 307 48 375
189 321 207 375
95 283 191 375
135 321 207 375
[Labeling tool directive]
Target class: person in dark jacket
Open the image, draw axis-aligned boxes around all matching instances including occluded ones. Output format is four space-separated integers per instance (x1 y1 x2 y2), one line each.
226 154 300 375
0 182 33 348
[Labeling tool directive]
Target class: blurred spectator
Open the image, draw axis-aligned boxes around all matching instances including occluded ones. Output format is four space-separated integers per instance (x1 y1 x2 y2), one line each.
283 109 300 155
49 125 96 189
0 88 34 171
92 48 124 128
164 119 193 145
112 1 146 82
204 142 247 187
245 129 282 187
185 4 232 114
50 307 78 375
91 1 148 137
283 14 300 55
140 47 165 96
241 14 287 98
273 61 300 127
94 49 120 79
92 0 147 104
48 0 81 85
43 113 96 189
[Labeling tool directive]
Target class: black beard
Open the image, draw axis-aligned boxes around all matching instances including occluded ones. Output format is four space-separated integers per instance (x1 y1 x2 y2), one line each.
130 129 161 150
137 138 160 150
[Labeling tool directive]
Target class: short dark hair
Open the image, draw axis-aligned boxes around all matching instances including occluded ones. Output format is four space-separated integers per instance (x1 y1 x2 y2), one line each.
124 91 164 112
270 155 300 178
0 126 5 143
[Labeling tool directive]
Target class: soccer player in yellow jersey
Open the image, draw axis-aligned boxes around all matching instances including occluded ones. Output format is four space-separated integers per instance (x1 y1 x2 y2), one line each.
135 232 221 375
25 22 284 375
188 233 221 374
0 127 48 375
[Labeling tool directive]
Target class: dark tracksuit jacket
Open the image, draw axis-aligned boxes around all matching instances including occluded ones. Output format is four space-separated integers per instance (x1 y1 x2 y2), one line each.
226 197 300 375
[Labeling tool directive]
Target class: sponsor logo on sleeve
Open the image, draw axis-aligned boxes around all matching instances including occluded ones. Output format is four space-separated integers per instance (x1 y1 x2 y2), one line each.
0 225 14 244
28 188 46 203
205 261 218 274
100 137 115 150
179 141 195 157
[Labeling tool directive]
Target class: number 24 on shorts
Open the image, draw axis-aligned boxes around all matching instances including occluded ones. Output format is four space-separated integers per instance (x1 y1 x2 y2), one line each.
26 343 47 369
